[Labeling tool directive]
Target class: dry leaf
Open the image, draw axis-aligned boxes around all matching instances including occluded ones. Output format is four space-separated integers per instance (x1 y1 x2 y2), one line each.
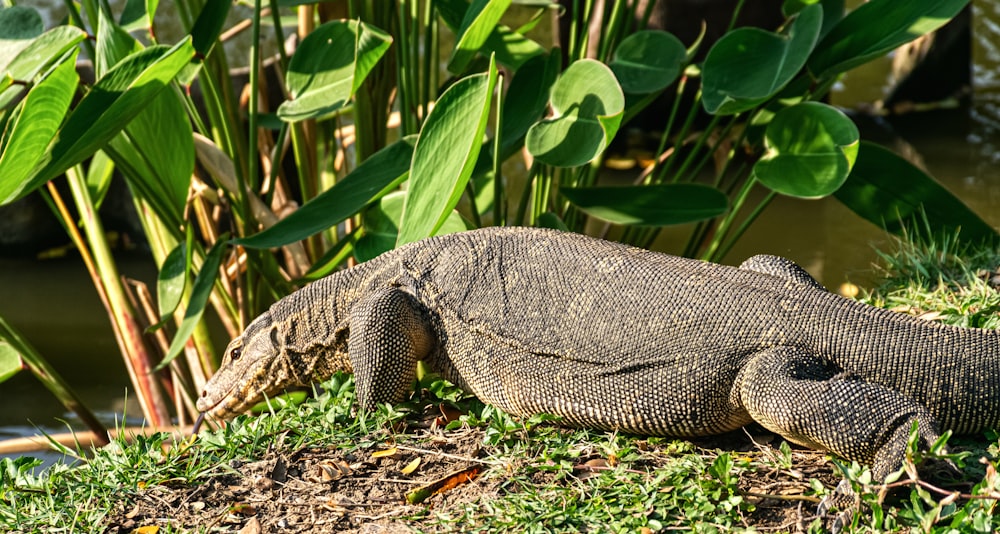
583 458 609 469
435 467 480 494
405 466 482 504
238 516 262 534
917 311 942 322
315 459 353 482
228 502 255 516
400 457 421 475
436 404 464 425
371 447 399 459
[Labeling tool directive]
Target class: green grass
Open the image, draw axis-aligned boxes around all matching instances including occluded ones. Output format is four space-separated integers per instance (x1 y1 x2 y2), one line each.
0 376 763 533
2 236 1000 533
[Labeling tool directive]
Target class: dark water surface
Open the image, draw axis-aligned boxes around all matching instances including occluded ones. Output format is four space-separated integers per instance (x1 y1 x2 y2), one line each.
0 254 153 463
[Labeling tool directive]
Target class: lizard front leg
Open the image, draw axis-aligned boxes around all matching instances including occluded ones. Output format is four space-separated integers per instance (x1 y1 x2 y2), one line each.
348 287 436 411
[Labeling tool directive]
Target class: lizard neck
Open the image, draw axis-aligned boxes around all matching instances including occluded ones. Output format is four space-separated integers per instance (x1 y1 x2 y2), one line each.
266 261 393 385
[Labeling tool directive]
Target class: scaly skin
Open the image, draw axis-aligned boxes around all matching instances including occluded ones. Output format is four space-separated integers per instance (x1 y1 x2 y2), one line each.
197 227 1000 480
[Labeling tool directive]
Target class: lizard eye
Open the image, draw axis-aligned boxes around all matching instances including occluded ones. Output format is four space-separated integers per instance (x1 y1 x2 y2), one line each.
230 347 242 360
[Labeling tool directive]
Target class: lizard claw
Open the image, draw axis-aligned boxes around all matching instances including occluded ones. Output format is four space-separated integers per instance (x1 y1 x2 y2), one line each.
817 479 857 534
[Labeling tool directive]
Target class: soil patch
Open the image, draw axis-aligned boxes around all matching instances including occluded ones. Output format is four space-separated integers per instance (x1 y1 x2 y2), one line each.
104 423 840 533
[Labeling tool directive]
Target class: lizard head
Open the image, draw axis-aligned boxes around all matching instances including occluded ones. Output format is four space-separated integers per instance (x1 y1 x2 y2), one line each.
196 311 303 421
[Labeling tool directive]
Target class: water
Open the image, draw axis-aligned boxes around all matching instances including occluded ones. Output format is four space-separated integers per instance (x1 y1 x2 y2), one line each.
0 254 153 464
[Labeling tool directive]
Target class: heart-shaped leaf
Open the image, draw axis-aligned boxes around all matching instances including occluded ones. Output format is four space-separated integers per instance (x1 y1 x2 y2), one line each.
701 4 822 115
609 30 686 94
278 20 392 122
526 59 625 167
753 102 858 198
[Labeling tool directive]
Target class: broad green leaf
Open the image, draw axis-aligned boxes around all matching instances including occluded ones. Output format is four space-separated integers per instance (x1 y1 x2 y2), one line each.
0 6 44 70
236 136 417 249
119 0 149 31
0 26 86 110
108 87 194 223
22 39 196 201
160 237 227 368
808 0 968 80
562 184 728 226
448 0 512 74
503 53 560 144
753 102 859 198
609 30 685 94
300 230 357 281
357 192 468 262
0 342 24 383
0 56 78 205
397 57 498 246
834 142 998 244
189 0 232 55
96 3 143 76
437 0 544 69
701 4 822 115
278 20 392 122
157 242 187 321
526 59 625 167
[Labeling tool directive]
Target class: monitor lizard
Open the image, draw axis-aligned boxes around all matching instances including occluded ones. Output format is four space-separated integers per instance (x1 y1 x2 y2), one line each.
197 227 1000 482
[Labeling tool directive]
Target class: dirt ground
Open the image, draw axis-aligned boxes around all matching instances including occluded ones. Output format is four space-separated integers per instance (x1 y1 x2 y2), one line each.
104 424 840 533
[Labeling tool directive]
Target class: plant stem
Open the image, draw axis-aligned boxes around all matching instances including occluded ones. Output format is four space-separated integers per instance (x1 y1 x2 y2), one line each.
646 74 688 186
673 113 721 184
655 88 702 184
701 173 759 261
493 72 505 226
597 0 626 61
714 190 776 261
246 0 262 208
514 161 539 226
63 171 170 427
